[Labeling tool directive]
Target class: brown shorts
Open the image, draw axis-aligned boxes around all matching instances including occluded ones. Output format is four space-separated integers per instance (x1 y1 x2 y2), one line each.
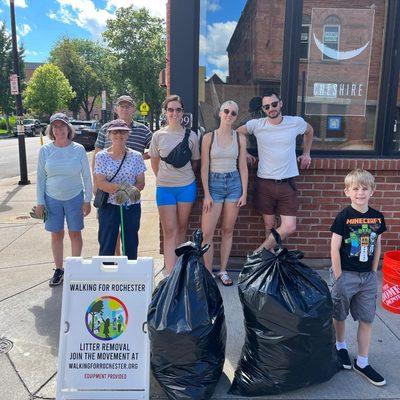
253 176 299 216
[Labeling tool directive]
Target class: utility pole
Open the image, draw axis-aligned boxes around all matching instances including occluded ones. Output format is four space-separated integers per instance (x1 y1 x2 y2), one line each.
10 0 30 185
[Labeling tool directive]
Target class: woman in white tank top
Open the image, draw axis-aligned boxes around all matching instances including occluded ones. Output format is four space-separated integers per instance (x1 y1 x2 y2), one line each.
200 101 248 286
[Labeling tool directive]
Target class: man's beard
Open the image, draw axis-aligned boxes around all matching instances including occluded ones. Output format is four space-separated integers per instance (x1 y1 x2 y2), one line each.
268 109 281 119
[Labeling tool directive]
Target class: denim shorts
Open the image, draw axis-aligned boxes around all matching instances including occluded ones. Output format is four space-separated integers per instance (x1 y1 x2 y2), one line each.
156 181 197 206
331 270 377 323
209 170 242 203
44 191 84 232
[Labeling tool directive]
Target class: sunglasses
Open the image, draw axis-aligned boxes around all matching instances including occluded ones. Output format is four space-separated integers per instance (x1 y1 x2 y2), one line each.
167 107 183 113
262 101 279 111
222 109 238 117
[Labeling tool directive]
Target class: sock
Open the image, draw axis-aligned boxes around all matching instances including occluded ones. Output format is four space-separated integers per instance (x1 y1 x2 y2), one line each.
336 341 347 351
357 355 368 369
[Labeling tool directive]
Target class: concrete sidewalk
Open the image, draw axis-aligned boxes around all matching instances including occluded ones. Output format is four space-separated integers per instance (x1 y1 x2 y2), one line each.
0 166 400 399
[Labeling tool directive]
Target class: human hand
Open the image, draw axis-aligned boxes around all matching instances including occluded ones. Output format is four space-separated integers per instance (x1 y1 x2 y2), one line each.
82 202 91 217
115 184 141 205
202 195 213 213
33 205 44 218
297 153 311 169
237 194 247 208
246 152 257 166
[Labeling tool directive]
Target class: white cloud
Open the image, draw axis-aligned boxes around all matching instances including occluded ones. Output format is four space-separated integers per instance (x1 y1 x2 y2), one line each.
106 0 166 19
201 21 237 79
1 0 27 7
17 23 31 36
47 0 166 38
25 49 38 56
207 0 221 12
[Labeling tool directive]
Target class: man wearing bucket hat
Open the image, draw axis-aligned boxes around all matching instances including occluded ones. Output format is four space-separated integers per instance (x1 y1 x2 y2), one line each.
94 119 146 260
330 169 387 386
35 112 92 286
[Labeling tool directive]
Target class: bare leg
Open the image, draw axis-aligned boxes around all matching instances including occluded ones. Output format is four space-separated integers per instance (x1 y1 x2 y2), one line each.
254 214 276 252
357 321 372 357
51 230 65 269
201 203 223 272
220 202 240 271
333 318 346 343
69 230 83 257
176 202 194 246
158 205 178 274
255 214 296 252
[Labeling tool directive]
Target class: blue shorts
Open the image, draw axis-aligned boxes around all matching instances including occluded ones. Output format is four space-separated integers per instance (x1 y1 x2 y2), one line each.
209 170 242 203
44 191 84 232
156 181 197 206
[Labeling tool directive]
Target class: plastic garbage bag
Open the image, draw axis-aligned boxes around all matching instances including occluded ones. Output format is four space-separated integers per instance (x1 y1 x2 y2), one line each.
148 230 227 400
229 229 339 396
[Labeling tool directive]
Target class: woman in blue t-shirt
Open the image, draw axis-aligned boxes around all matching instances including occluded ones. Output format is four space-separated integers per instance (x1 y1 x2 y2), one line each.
35 113 92 286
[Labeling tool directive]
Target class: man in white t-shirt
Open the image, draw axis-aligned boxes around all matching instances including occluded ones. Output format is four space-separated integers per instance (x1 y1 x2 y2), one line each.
237 91 314 251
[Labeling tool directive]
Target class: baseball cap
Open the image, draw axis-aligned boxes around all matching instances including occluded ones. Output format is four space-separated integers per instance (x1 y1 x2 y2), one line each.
50 112 71 127
115 95 136 107
107 119 131 132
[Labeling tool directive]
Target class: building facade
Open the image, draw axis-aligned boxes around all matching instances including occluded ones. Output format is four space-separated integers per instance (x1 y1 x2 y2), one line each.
166 0 400 263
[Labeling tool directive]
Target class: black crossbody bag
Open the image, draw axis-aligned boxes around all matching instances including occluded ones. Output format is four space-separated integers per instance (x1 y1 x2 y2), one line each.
160 128 192 168
93 151 127 208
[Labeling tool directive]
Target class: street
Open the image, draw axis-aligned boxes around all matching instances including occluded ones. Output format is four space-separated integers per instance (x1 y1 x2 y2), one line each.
0 135 49 180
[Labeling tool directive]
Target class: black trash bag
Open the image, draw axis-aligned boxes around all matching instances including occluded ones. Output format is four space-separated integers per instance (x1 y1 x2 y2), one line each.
148 229 227 400
229 229 340 396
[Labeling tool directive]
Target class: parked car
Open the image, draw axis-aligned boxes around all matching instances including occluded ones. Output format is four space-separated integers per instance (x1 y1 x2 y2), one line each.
70 120 101 151
13 119 45 137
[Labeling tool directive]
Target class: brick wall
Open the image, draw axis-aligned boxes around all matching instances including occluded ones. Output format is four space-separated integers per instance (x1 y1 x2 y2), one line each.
168 159 400 264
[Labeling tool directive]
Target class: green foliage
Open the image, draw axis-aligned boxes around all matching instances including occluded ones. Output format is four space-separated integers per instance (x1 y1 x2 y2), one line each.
103 7 166 124
50 38 110 119
23 63 75 118
0 21 25 131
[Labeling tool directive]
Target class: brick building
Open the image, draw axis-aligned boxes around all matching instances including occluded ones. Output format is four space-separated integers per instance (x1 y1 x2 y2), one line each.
164 0 400 264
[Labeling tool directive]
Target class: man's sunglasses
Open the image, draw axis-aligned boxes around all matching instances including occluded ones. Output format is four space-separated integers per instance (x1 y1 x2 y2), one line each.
262 101 279 111
222 109 237 117
167 107 183 113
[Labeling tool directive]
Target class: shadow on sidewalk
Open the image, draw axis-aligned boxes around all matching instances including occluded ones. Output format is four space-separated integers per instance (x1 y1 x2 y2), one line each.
29 286 63 356
0 183 24 213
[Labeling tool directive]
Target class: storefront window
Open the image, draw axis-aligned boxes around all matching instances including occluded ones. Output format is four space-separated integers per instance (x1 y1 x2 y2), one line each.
199 0 285 153
298 2 387 151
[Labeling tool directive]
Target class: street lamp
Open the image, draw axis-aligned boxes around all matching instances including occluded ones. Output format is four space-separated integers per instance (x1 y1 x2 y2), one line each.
9 0 30 185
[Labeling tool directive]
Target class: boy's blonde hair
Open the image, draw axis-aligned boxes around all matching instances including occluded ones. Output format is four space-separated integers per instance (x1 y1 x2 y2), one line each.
344 168 375 190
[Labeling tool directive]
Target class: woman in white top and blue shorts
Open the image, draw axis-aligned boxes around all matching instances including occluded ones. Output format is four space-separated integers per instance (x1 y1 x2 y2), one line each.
35 113 92 286
201 101 248 286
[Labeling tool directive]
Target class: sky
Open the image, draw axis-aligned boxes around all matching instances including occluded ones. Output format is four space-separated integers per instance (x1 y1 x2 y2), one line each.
0 0 246 80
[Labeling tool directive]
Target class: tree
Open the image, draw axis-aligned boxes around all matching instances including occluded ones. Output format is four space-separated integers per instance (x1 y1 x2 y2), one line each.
89 300 104 331
103 7 166 128
0 21 25 132
50 38 109 120
24 63 75 118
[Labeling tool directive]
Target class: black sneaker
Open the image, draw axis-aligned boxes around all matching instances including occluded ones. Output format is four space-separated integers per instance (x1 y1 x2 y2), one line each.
354 360 386 386
337 348 352 370
49 269 64 287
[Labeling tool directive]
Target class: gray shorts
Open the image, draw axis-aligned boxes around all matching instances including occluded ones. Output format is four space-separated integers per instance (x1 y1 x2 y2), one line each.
331 270 377 323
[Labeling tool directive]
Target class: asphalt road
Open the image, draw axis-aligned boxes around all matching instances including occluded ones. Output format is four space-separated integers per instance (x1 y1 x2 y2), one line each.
0 135 48 180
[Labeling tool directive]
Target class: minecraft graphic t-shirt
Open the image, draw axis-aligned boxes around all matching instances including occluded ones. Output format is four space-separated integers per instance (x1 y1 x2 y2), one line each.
330 206 386 272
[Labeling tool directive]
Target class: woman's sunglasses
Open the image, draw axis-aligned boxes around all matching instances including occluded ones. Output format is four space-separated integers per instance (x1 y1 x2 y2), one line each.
262 101 279 111
222 109 238 117
166 107 183 113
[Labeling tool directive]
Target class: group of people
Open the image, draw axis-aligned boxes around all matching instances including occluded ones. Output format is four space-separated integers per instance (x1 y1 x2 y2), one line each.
35 91 387 386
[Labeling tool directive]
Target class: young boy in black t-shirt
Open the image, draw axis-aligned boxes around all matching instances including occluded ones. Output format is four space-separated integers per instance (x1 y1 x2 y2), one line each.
330 169 386 386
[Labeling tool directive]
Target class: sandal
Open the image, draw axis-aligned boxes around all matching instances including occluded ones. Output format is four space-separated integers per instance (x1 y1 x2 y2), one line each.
218 272 233 286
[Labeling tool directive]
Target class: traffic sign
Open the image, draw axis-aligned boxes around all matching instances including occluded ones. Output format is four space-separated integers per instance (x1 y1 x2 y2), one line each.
56 256 153 400
9 74 19 95
139 102 150 113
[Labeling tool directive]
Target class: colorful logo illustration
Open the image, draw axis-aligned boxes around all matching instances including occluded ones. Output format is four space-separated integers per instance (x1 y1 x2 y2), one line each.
85 296 128 341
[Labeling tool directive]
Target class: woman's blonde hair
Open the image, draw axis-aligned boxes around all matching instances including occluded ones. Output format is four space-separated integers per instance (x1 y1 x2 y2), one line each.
46 122 75 141
220 100 239 113
344 168 375 190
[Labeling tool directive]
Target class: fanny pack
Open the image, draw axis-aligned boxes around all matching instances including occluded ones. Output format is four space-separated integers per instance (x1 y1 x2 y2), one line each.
161 128 192 168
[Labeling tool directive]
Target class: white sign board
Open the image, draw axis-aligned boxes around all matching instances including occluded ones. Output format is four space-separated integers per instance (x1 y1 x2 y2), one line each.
10 74 19 95
56 256 153 400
